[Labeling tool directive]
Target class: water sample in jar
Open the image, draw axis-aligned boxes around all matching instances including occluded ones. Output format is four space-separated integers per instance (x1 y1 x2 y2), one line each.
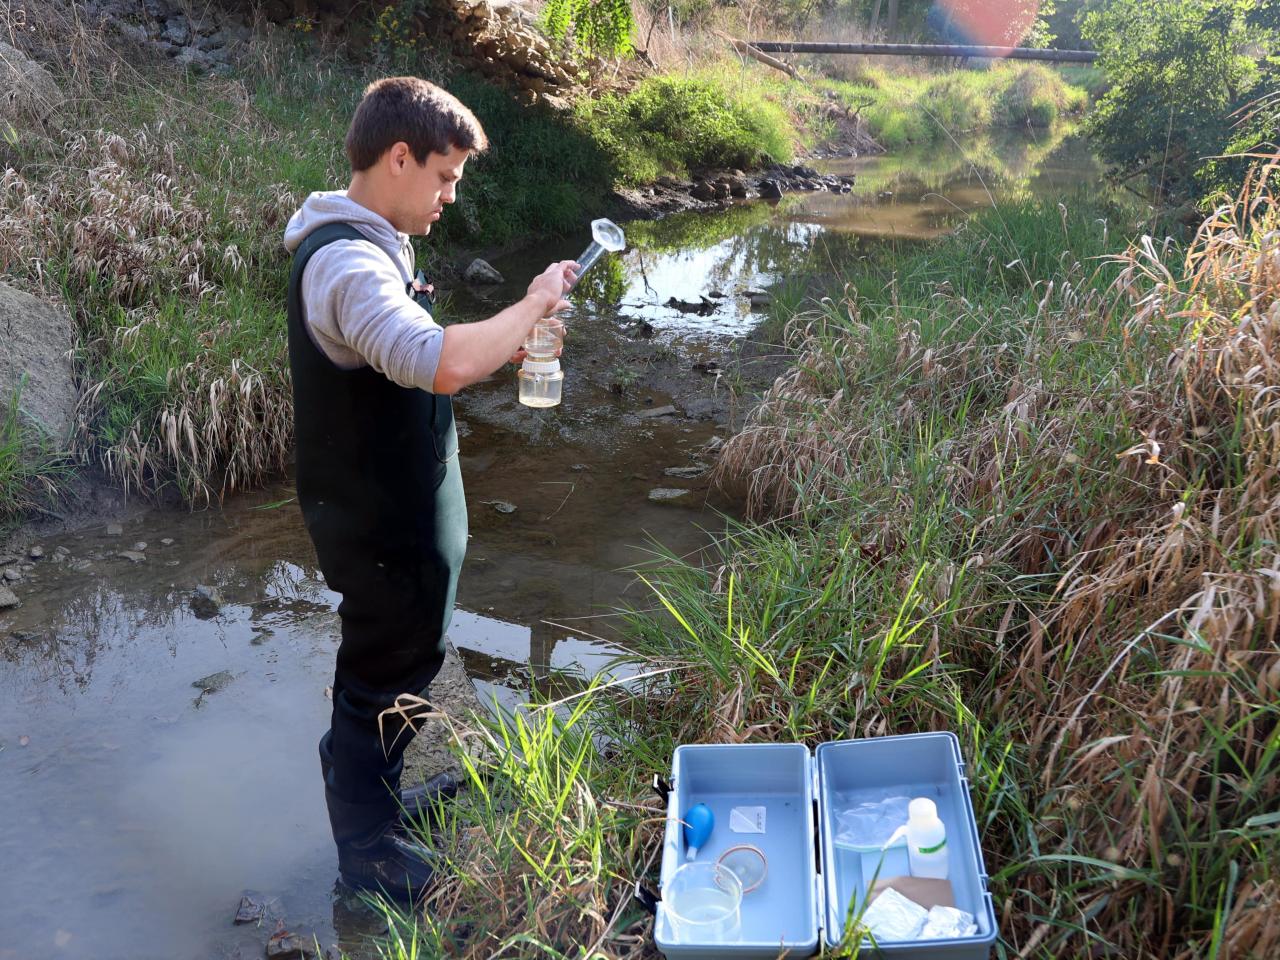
518 357 564 408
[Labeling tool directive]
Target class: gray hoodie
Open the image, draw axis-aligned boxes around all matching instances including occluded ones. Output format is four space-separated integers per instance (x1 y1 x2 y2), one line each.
283 191 443 391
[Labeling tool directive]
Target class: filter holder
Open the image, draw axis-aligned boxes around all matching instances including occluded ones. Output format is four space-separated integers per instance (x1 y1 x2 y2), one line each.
522 357 561 374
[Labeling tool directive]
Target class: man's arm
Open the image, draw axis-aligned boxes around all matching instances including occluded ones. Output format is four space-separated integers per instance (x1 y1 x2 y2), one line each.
432 261 577 395
304 240 445 389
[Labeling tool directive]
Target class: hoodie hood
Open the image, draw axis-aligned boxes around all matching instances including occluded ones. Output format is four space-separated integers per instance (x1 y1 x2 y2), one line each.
283 191 410 266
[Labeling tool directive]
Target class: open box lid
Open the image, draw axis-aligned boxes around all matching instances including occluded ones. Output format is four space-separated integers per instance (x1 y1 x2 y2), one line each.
653 734 998 956
814 732 999 952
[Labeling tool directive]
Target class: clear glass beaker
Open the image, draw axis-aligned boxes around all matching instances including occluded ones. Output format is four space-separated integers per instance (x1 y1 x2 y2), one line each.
523 316 564 358
661 860 743 944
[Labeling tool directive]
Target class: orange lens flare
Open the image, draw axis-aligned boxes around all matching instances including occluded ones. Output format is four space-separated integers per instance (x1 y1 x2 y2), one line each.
936 0 1043 50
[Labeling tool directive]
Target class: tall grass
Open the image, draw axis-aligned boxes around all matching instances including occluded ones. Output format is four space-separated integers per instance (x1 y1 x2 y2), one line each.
370 172 1280 958
365 688 655 958
0 379 74 529
707 169 1280 957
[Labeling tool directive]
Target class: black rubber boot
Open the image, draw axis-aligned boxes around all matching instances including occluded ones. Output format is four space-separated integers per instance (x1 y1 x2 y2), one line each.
397 771 461 828
325 789 438 904
319 731 460 828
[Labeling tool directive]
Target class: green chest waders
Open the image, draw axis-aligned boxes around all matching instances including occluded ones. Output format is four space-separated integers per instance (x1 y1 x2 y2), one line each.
286 224 467 874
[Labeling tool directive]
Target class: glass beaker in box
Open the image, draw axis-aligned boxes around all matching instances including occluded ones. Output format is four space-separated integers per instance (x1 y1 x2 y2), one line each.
661 861 742 944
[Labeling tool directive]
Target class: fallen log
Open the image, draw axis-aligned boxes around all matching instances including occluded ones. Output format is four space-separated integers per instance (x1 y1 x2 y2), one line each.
716 31 802 80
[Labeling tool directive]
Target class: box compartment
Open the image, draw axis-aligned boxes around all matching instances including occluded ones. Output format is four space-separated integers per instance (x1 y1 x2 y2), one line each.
816 733 998 958
655 743 819 958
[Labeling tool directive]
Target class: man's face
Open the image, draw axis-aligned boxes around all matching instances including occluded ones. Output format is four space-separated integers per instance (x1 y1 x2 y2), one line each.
389 143 468 235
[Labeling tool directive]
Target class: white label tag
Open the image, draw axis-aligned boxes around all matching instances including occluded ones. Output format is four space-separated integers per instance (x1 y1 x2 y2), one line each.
730 806 767 834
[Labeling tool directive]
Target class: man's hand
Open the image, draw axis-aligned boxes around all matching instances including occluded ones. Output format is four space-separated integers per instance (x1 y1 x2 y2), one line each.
526 260 579 317
433 260 578 394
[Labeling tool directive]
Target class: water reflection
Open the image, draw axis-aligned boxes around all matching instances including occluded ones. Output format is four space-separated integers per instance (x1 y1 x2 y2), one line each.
0 408 724 959
524 132 1103 341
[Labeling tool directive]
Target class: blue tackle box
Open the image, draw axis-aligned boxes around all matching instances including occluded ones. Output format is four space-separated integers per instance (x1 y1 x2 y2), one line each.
649 732 998 958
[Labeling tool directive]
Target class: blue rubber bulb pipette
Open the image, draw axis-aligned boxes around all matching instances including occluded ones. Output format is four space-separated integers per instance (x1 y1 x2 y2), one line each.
683 803 714 860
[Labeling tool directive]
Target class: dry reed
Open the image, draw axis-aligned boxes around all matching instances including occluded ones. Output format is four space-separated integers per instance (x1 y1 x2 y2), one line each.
711 162 1280 957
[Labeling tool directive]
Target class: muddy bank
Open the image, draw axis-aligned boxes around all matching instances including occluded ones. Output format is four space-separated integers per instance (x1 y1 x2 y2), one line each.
607 161 858 220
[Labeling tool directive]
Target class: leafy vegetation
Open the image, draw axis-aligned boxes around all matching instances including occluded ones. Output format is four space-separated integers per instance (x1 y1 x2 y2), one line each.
1082 0 1279 202
576 69 795 183
823 62 1088 149
542 0 636 56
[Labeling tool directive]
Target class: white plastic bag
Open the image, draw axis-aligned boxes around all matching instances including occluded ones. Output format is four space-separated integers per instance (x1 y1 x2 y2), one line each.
860 887 928 942
919 904 978 939
833 793 912 851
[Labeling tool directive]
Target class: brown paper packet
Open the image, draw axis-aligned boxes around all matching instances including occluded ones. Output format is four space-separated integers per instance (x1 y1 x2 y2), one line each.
868 876 955 910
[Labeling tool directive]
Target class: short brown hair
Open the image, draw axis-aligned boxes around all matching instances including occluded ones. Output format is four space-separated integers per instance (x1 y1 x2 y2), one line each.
345 77 488 172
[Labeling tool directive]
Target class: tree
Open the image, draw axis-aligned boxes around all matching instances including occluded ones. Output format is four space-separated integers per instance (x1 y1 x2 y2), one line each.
1081 0 1278 201
541 0 636 56
1044 0 1095 48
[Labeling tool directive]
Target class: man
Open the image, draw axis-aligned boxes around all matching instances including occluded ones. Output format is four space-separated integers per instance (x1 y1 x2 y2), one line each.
282 76 576 901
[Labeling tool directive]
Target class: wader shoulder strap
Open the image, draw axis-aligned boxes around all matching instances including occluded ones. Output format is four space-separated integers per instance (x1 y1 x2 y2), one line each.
287 222 369 322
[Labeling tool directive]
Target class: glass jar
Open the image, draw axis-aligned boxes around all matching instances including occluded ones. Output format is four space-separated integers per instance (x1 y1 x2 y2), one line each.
518 357 563 408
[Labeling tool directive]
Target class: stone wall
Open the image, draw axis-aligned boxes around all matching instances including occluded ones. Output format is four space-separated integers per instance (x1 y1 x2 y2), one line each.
73 0 587 108
438 0 583 107
79 0 254 74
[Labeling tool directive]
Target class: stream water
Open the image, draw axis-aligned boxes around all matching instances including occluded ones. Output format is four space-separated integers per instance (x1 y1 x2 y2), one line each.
0 131 1100 960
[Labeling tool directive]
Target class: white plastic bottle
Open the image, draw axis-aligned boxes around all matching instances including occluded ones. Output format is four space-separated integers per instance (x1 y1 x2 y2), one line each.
884 797 949 879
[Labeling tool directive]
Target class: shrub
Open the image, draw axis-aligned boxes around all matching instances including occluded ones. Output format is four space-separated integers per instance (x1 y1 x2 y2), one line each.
996 64 1088 126
576 72 794 182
